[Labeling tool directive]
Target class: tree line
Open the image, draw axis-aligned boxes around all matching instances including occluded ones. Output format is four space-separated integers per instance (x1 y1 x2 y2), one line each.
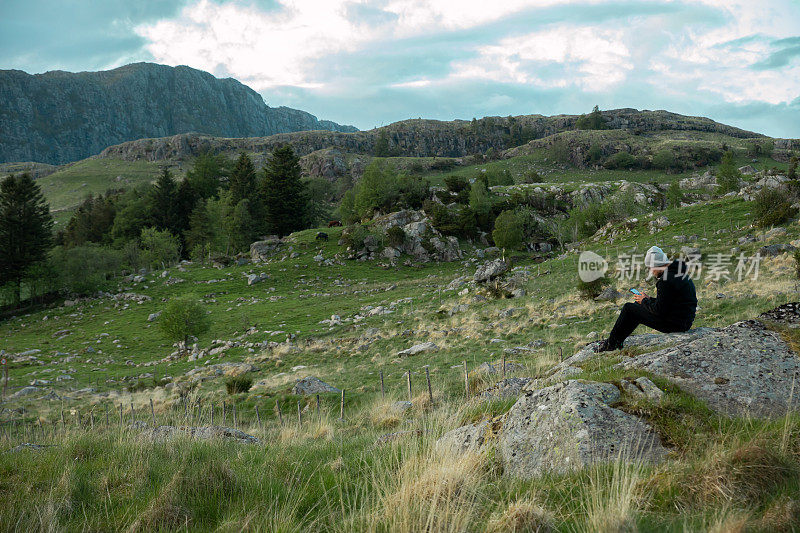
0 145 318 308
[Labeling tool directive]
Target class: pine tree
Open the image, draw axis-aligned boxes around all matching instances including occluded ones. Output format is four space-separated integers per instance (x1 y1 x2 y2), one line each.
261 145 309 236
150 167 179 231
228 152 257 205
185 200 214 253
0 173 54 307
186 151 227 199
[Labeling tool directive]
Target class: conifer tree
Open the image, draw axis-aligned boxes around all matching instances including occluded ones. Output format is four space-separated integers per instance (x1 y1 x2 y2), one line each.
0 173 54 307
228 152 257 205
261 145 309 236
150 167 179 231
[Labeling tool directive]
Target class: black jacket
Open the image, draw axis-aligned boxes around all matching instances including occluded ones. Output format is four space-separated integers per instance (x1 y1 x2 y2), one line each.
642 260 697 329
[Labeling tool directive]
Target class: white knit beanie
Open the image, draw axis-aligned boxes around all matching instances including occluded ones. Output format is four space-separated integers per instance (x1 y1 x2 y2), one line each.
644 246 671 268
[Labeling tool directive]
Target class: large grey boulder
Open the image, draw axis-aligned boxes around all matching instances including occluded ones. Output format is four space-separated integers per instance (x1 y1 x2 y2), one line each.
500 380 667 478
291 376 340 395
474 259 510 282
436 419 498 455
617 320 800 417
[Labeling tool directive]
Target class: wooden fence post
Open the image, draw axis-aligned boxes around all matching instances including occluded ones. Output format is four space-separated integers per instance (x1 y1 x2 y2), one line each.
406 371 412 402
233 403 237 429
425 366 433 402
276 399 284 427
502 352 506 380
150 398 156 427
297 401 302 425
316 394 321 421
380 370 385 399
255 405 261 427
463 360 469 398
340 389 345 420
105 403 109 427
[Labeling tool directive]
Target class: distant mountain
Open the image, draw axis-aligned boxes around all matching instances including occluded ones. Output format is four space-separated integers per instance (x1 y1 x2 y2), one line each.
0 62 357 164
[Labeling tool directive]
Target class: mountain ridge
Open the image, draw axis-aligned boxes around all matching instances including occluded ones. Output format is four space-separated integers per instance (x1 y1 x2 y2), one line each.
0 62 357 165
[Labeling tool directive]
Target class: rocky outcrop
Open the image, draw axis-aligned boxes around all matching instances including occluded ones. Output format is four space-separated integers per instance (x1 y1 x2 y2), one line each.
0 62 356 164
499 380 668 478
617 320 800 417
90 108 767 170
250 237 282 262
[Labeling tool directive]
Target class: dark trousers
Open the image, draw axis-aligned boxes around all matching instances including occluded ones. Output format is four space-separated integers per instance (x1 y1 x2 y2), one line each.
609 303 688 345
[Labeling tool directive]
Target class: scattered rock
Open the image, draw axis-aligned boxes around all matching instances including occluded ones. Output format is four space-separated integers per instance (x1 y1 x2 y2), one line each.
246 273 269 286
147 425 259 444
759 243 796 257
292 376 341 395
397 342 439 356
147 311 162 322
594 286 621 301
474 259 510 282
11 386 39 398
250 237 282 262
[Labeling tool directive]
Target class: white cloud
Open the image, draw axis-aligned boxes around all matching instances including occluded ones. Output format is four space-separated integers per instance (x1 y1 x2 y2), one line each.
134 0 800 109
450 26 633 90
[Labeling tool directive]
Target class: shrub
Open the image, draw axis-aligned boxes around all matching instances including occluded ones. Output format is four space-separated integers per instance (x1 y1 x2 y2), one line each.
717 151 742 193
604 151 637 170
788 156 798 181
576 105 608 130
444 175 469 195
667 180 683 208
653 149 677 171
158 298 211 354
518 170 543 184
340 224 381 249
753 187 797 227
578 275 611 300
386 226 406 247
140 227 180 269
587 143 604 165
225 376 252 394
492 210 524 250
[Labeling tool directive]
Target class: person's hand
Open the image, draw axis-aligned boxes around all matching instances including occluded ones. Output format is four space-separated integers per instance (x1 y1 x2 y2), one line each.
633 292 648 304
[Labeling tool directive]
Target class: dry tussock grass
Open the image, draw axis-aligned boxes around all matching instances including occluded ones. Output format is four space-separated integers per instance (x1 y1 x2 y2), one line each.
582 459 645 533
486 497 552 533
377 447 489 532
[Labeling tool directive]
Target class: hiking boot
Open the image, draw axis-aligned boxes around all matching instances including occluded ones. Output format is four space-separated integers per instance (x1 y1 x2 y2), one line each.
595 338 622 353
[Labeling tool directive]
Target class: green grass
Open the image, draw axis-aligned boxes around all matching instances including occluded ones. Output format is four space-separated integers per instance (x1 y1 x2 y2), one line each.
37 158 164 225
3 179 800 530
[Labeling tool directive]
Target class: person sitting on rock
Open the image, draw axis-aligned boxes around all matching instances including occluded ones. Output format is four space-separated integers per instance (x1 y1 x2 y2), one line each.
597 246 697 352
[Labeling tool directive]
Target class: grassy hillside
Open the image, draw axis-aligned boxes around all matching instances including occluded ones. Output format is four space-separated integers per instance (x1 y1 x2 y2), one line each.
36 158 166 225
2 189 800 530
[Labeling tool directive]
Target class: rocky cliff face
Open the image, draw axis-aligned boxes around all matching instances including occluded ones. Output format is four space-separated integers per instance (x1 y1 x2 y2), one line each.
96 108 765 166
0 62 357 164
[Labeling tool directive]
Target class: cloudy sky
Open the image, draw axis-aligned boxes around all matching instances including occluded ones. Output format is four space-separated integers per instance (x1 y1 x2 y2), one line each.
2 0 799 137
